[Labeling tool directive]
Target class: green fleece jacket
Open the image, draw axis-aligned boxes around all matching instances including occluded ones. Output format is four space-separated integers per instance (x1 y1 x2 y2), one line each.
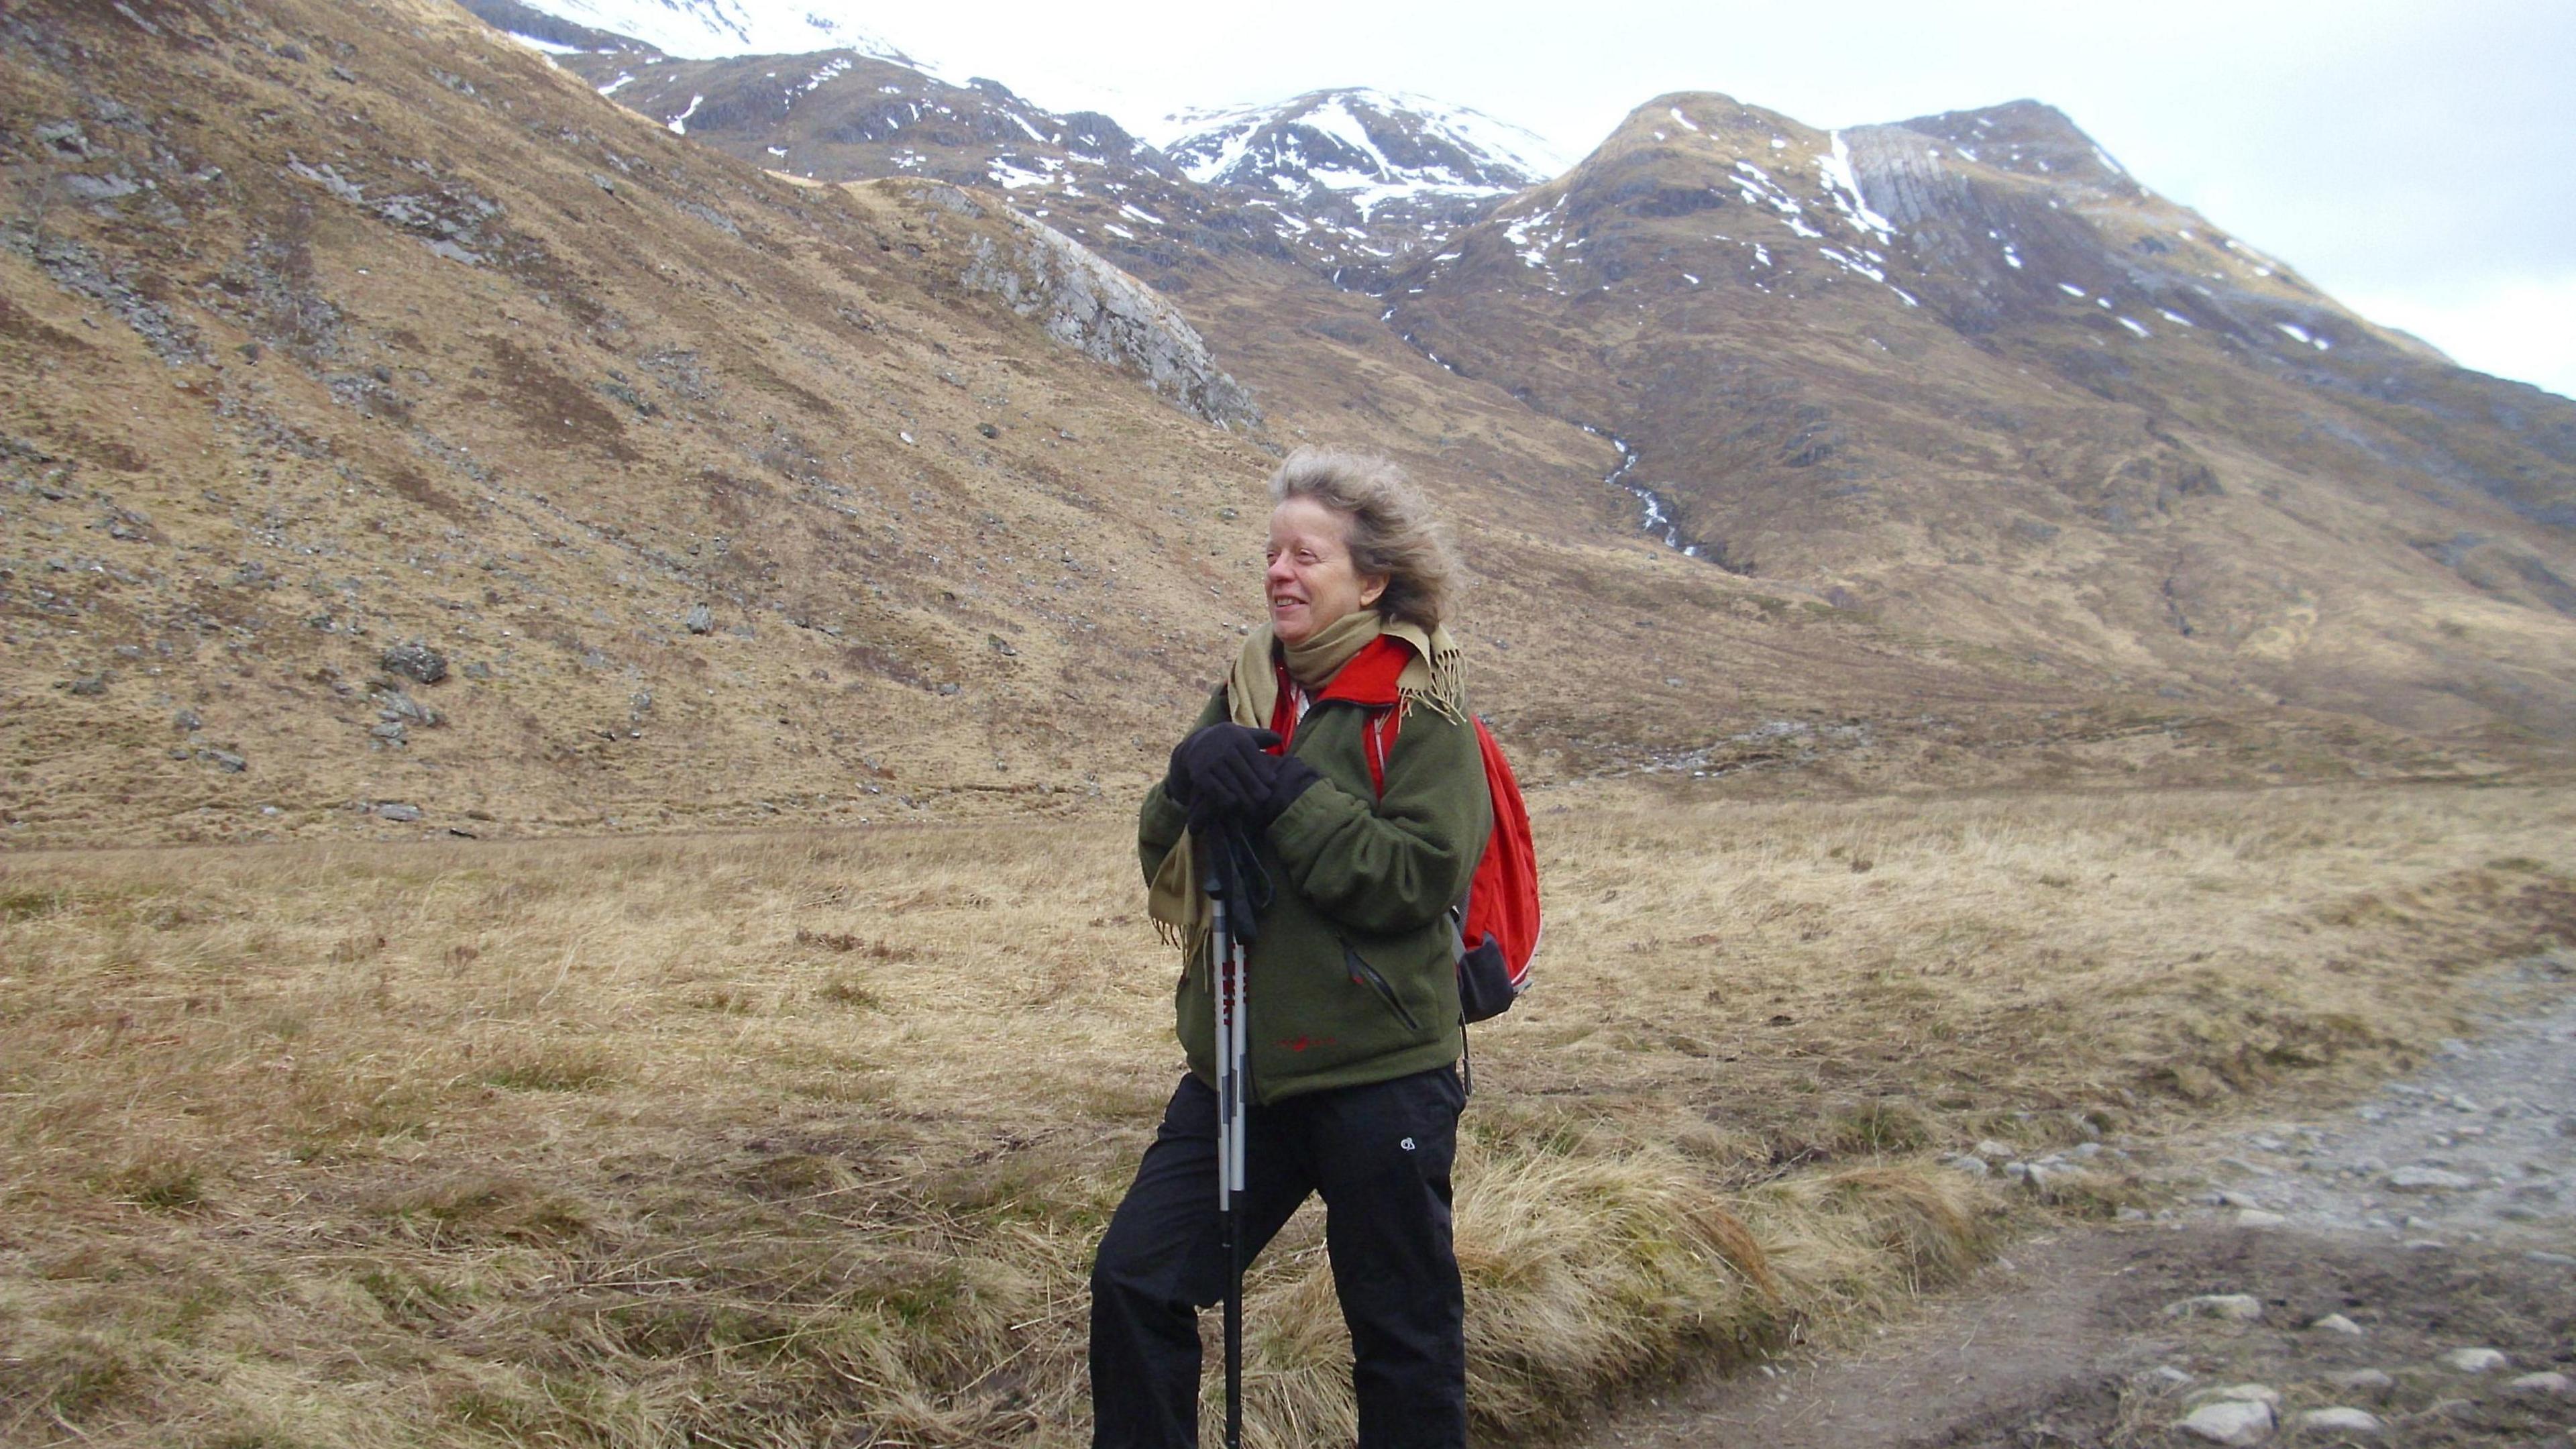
1139 683 1491 1104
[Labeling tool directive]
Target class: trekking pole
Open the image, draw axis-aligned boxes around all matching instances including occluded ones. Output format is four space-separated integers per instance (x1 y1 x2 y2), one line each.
1203 826 1248 1449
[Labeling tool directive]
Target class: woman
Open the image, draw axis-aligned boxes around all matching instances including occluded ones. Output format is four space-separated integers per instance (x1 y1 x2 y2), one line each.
1091 449 1490 1448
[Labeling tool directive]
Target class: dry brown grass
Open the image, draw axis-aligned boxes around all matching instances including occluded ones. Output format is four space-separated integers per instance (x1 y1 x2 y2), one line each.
1 780 2571 1445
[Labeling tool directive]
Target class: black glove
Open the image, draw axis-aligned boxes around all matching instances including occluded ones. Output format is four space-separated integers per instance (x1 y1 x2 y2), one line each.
1168 724 1281 819
1248 755 1322 830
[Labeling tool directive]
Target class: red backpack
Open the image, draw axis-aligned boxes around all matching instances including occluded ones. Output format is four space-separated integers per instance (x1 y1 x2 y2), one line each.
1366 712 1541 1023
1283 638 1541 1024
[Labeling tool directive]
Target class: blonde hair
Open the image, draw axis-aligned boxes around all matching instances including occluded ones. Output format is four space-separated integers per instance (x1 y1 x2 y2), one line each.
1268 449 1458 629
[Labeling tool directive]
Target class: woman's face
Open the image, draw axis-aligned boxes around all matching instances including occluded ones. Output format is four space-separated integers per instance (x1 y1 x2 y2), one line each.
1266 496 1387 647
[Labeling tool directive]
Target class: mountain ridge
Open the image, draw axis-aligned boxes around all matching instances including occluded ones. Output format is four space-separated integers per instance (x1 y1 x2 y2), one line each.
1 0 2568 852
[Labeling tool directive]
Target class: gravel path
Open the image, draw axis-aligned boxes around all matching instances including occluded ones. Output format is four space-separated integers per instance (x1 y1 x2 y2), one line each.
2188 954 2576 1244
1574 952 2576 1449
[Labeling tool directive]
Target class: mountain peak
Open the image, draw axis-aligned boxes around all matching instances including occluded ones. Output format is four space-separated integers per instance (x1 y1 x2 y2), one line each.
470 0 926 69
1892 99 2133 191
1159 88 1564 202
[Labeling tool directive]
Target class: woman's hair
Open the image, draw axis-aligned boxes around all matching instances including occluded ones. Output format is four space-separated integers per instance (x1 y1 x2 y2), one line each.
1269 448 1458 629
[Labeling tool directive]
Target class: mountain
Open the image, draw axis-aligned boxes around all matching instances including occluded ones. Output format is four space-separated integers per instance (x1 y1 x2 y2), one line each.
1383 94 2576 737
474 7 1562 290
11 0 2153 847
516 38 1260 290
5 0 2570 850
464 0 916 64
1155 88 1566 287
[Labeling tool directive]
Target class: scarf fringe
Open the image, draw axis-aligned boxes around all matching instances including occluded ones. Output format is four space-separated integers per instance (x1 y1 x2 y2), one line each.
1400 637 1468 724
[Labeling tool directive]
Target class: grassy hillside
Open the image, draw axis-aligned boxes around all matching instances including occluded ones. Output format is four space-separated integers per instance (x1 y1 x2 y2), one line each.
8 0 2250 849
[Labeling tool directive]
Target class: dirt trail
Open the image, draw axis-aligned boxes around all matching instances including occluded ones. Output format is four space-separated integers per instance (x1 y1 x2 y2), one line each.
1576 953 2576 1448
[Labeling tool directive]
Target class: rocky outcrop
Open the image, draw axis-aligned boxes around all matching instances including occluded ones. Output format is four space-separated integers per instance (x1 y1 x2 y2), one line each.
934 186 1258 429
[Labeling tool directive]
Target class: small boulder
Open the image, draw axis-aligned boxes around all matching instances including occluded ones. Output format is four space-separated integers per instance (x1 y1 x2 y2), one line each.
378 690 443 726
1941 1153 1990 1178
66 674 109 696
374 802 422 822
2309 1313 2365 1336
2298 1407 2383 1435
2235 1209 2286 1228
2440 1347 2509 1373
2194 1385 2282 1408
684 604 714 635
2165 1294 2265 1323
203 749 248 773
2177 1399 2273 1445
2506 1371 2572 1398
2329 1369 2394 1398
382 639 448 684
2387 1166 2477 1193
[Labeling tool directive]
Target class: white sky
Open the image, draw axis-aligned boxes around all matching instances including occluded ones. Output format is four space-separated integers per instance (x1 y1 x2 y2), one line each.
823 1 2576 400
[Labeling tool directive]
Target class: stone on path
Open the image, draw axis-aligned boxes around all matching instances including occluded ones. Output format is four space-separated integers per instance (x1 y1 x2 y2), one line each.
2196 1385 2281 1407
2299 1407 2383 1435
2440 1347 2510 1373
2387 1166 2478 1192
2165 1293 2265 1322
2507 1371 2573 1397
2329 1369 2394 1398
2235 1208 2286 1228
2178 1399 2275 1445
2308 1313 2365 1336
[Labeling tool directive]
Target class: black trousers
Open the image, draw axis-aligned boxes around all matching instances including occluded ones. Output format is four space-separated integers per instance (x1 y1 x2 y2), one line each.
1089 1065 1468 1448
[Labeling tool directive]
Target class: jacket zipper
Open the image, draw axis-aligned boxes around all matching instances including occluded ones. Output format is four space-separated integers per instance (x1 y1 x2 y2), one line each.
1342 943 1422 1032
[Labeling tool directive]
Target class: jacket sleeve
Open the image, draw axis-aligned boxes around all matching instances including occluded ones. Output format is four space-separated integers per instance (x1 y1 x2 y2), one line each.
1265 706 1489 936
1138 688 1228 885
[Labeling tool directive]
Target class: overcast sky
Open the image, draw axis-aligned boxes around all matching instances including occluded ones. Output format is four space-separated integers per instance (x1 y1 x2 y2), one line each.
847 0 2576 400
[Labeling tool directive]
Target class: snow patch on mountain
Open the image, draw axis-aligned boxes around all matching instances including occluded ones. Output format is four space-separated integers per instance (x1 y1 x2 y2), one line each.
1818 132 1896 242
496 0 936 73
1157 89 1567 212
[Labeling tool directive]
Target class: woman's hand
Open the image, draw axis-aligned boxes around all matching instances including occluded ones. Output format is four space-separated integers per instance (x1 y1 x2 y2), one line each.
1168 724 1285 820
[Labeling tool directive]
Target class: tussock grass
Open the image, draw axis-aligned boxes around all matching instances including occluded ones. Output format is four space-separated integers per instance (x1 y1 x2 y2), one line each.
0 782 2570 1444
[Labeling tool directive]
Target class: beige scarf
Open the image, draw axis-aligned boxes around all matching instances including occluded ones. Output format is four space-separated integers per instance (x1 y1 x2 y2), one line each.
1148 612 1465 955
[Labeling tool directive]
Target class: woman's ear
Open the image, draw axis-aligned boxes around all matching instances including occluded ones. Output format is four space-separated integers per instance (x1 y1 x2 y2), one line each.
1358 574 1389 608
